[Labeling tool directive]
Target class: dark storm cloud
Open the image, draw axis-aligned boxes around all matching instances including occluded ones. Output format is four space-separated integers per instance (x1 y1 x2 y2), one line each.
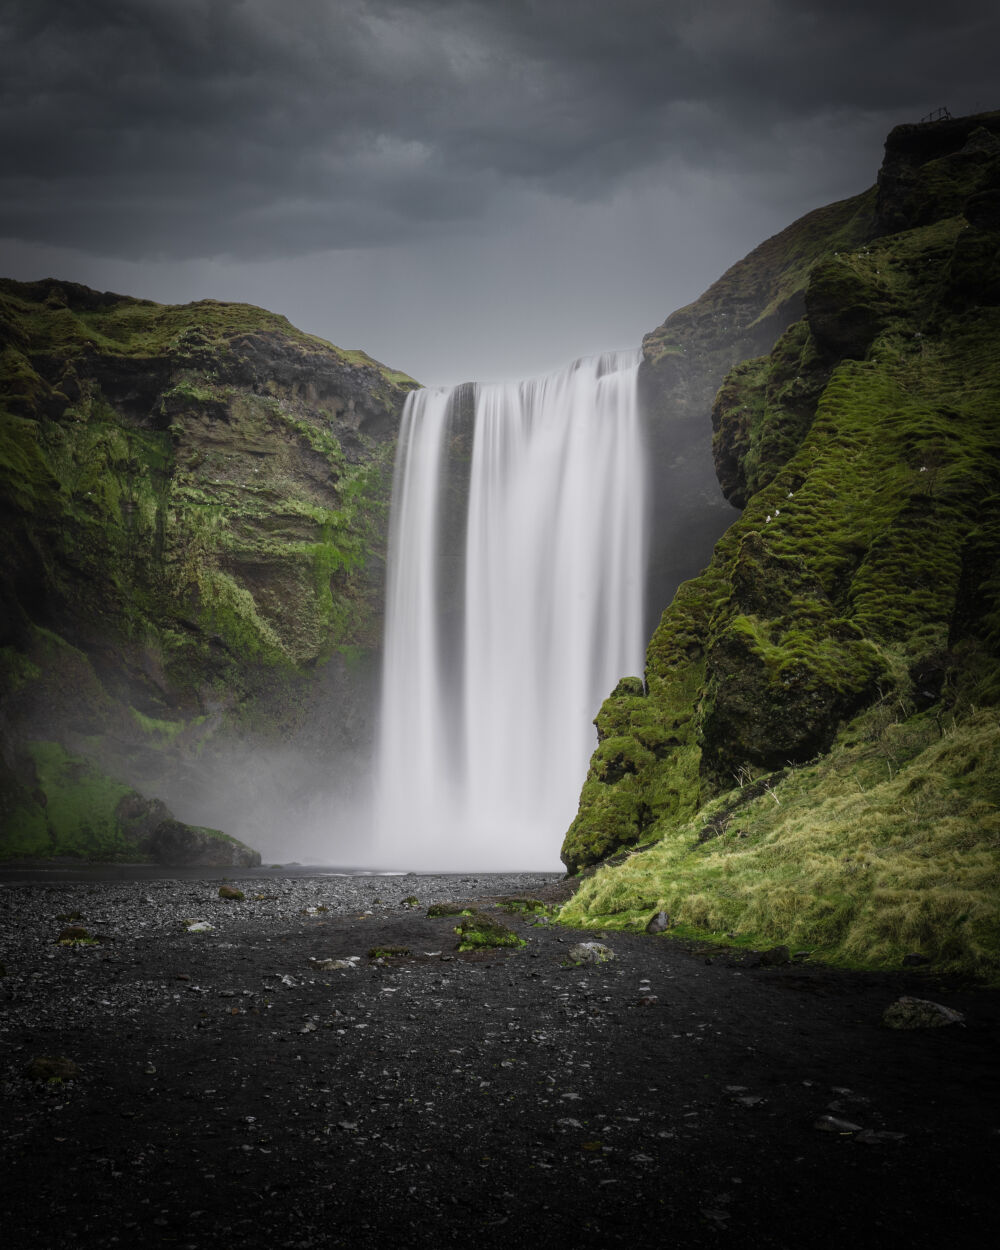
1 0 997 261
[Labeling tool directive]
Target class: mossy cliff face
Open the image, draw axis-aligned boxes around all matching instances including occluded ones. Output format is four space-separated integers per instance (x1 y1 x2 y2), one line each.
562 110 1000 980
640 186 878 617
0 280 418 861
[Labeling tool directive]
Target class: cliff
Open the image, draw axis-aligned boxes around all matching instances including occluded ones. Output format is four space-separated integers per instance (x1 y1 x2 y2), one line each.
561 109 1000 980
0 281 418 862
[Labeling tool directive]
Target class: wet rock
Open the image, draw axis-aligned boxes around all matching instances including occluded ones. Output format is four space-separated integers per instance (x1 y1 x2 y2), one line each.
310 957 360 971
25 1056 80 1082
218 885 245 901
645 911 670 934
814 1114 863 1133
882 996 965 1029
149 819 261 868
901 952 931 967
56 925 90 942
567 941 616 965
759 945 791 967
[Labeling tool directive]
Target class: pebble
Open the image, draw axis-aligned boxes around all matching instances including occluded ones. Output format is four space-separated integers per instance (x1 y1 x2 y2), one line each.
814 1115 863 1133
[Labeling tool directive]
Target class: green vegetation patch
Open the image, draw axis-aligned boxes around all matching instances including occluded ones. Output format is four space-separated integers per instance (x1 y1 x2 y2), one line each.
561 705 1000 981
12 742 136 861
427 902 474 917
495 897 549 914
454 912 526 952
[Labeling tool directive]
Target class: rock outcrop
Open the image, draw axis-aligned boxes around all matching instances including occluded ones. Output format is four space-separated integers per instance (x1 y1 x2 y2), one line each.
0 282 417 863
561 109 1000 981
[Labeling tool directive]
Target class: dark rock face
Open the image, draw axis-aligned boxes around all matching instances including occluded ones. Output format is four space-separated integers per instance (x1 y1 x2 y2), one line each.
0 282 418 862
148 819 261 868
699 533 885 786
875 113 1000 235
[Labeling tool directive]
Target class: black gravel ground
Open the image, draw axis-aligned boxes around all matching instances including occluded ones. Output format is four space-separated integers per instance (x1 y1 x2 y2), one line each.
1 869 998 1249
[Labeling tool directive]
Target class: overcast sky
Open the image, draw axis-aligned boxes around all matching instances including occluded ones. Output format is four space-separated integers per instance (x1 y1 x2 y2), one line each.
1 1 996 385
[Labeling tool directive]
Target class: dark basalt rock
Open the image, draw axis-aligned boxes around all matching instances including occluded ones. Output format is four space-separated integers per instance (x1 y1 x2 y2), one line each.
148 819 261 868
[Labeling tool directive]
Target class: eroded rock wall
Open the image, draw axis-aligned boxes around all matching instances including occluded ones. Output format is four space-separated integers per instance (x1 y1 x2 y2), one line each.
0 281 418 861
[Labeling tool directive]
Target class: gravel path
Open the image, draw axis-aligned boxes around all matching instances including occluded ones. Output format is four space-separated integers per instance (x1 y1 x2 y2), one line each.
1 872 998 1248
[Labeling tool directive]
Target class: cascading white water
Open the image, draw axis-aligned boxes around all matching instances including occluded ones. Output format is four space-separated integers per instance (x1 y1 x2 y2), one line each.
375 351 646 870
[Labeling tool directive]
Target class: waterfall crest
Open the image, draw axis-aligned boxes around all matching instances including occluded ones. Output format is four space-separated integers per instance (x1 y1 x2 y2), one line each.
375 351 646 870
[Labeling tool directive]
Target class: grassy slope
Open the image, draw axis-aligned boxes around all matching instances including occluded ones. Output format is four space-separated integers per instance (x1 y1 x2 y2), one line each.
561 129 1000 980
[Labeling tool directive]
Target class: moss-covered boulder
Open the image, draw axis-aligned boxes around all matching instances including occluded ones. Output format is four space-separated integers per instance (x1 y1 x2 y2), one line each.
454 912 525 951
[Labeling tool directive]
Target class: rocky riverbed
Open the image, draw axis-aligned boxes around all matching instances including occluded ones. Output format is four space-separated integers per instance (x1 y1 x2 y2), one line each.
1 870 998 1248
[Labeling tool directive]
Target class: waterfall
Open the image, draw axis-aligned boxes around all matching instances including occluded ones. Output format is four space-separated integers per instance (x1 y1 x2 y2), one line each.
375 351 646 870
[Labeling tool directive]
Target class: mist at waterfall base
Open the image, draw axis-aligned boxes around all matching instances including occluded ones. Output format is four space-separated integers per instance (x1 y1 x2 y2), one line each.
374 351 647 872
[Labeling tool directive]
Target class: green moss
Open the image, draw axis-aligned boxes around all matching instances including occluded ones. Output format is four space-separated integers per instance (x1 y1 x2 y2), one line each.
454 912 526 951
128 708 185 744
495 898 549 914
427 902 473 917
0 282 419 386
12 742 136 861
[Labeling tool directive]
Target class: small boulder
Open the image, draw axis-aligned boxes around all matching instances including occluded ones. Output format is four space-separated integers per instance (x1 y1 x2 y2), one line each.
882 996 965 1030
218 885 245 901
645 911 670 934
25 1056 80 1082
56 925 91 943
814 1114 863 1133
759 945 791 967
149 819 261 868
568 941 616 965
901 952 931 967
